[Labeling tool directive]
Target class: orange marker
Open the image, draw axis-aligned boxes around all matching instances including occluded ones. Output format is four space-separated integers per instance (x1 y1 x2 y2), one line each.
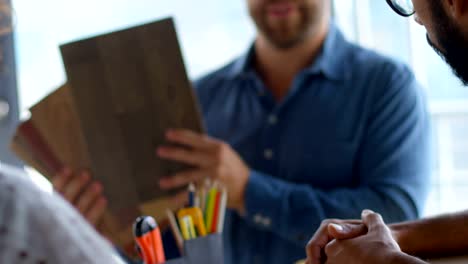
133 216 166 264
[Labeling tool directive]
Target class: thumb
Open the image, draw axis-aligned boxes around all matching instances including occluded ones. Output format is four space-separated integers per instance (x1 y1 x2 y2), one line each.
327 223 367 240
361 209 386 231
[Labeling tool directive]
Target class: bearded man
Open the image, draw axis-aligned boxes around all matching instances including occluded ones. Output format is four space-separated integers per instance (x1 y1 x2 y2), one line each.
306 1 468 263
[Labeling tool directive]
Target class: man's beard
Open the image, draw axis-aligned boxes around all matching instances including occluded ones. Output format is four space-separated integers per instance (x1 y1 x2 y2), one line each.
427 0 468 86
253 4 318 50
261 20 310 50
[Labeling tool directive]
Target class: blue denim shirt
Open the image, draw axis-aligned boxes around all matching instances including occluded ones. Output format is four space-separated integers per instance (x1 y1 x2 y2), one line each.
194 25 431 264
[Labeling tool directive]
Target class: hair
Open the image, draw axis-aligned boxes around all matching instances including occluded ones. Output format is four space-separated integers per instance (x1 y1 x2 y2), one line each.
0 1 12 72
0 1 12 37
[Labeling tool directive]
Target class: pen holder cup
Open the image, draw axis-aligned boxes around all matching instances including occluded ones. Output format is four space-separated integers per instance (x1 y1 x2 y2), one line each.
165 234 224 264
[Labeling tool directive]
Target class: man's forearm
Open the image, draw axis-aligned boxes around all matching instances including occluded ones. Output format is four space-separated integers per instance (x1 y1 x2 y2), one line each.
244 170 417 246
391 210 468 258
389 252 428 264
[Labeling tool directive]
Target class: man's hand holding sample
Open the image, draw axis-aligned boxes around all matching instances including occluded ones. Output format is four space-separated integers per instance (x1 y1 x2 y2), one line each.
52 166 191 238
157 129 250 214
51 129 245 243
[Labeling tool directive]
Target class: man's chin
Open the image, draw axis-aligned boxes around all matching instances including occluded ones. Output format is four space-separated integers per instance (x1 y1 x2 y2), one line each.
425 1 468 86
427 34 468 86
269 39 301 50
453 67 468 86
437 52 468 86
264 32 305 50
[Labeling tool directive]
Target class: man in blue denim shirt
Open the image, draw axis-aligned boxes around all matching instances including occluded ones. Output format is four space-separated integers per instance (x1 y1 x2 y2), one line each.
54 0 431 263
156 1 431 263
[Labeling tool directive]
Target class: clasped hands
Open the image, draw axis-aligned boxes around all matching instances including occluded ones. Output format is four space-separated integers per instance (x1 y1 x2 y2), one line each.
306 210 402 264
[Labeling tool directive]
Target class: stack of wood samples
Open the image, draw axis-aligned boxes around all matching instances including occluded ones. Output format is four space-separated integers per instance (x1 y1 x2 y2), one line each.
11 18 204 255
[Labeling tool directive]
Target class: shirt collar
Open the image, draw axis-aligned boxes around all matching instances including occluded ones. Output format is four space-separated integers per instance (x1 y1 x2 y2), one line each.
227 44 256 79
227 23 350 81
304 24 349 81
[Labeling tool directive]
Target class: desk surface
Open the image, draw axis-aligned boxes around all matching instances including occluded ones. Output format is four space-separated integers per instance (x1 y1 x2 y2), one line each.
430 256 468 264
295 256 468 264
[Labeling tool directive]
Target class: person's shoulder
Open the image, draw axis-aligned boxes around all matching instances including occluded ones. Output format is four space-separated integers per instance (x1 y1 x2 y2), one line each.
346 43 415 84
0 169 118 263
0 170 51 254
347 44 426 110
0 169 60 225
194 58 241 92
193 57 243 107
0 168 42 203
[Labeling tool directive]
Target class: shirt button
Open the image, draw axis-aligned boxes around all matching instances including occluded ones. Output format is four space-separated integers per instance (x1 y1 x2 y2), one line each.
262 217 272 228
264 149 274 160
268 115 278 125
297 234 308 242
254 214 263 224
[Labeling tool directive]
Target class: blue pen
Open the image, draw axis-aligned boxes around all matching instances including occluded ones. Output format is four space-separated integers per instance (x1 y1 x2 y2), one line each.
188 183 196 207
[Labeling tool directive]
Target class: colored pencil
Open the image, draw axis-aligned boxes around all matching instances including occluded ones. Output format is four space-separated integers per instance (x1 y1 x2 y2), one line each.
166 209 183 253
205 186 217 232
217 187 228 233
186 216 197 239
211 190 221 233
179 216 191 240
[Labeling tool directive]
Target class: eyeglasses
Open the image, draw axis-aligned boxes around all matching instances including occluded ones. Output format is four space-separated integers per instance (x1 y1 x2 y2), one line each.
386 0 415 17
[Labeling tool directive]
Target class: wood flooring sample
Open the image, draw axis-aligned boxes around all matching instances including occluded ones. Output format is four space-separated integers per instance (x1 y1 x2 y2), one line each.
30 84 92 172
60 18 204 225
10 132 51 177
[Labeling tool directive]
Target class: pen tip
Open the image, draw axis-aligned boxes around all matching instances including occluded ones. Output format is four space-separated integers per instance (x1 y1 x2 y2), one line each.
188 183 195 191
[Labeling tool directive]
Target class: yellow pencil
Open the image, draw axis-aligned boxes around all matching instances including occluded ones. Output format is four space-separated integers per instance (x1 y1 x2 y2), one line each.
186 216 197 239
179 215 191 240
178 207 207 237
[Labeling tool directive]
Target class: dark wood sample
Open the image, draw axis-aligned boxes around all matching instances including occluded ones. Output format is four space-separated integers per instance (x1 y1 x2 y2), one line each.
60 18 204 227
